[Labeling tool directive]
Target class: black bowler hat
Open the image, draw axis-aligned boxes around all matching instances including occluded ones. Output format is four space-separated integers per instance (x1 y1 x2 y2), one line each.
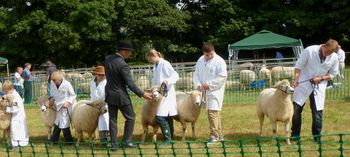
118 40 133 50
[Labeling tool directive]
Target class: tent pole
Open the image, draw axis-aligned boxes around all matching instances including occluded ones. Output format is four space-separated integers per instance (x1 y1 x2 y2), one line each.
6 63 9 78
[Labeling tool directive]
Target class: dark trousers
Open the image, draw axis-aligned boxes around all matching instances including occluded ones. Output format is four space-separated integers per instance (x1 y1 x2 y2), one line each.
50 125 73 143
291 92 323 140
23 81 32 104
156 116 174 141
14 85 24 98
108 104 135 148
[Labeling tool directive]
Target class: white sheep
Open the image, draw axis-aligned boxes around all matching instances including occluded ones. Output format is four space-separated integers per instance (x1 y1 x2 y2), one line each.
258 65 271 87
174 90 202 141
71 99 107 146
36 95 56 140
176 76 193 91
141 86 163 142
239 70 256 89
271 66 295 85
0 94 16 143
238 62 254 70
136 76 151 90
257 79 294 144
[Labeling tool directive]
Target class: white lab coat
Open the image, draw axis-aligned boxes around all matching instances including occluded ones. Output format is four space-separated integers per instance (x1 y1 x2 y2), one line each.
90 78 109 131
152 58 179 116
51 79 76 128
6 90 29 147
193 53 227 111
293 45 339 111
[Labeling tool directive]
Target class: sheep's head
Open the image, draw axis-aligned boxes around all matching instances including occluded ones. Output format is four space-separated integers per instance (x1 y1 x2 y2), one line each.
191 90 202 107
36 95 55 112
273 79 294 94
145 86 163 101
0 94 17 107
89 99 108 115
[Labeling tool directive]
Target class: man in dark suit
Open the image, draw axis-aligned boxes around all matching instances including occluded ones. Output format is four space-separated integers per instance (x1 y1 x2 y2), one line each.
105 40 152 150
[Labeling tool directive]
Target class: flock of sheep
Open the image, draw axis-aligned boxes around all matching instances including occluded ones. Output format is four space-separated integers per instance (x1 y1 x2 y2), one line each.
0 63 296 145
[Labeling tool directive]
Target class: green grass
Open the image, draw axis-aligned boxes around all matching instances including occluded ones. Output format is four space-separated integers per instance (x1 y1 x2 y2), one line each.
2 99 349 156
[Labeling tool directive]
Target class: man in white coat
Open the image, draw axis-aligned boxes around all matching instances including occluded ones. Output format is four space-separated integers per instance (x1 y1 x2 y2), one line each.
336 46 346 81
147 49 179 142
90 66 109 146
193 41 227 143
3 80 29 148
49 71 76 144
291 39 339 143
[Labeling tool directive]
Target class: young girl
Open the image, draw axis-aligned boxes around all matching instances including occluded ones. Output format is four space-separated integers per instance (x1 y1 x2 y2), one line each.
147 49 179 142
3 80 29 148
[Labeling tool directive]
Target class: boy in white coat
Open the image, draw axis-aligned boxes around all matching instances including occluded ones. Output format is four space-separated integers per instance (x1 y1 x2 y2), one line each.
3 80 29 148
147 49 179 142
193 42 227 143
90 66 109 146
49 71 76 144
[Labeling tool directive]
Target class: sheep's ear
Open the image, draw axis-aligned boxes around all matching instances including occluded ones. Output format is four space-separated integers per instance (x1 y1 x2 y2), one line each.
272 83 279 88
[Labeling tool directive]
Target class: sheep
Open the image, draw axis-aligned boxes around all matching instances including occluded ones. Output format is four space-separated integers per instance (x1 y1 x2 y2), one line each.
36 95 56 140
141 86 163 142
258 65 271 87
271 66 295 85
136 76 151 90
71 99 107 146
257 79 294 144
225 80 242 90
174 90 202 141
176 76 193 91
238 62 254 70
239 70 256 89
0 94 16 144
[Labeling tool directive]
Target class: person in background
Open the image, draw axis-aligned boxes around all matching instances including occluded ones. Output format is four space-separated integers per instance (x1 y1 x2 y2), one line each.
104 40 152 150
147 49 179 143
49 71 76 144
46 61 57 97
193 41 227 143
336 46 346 81
3 80 29 148
14 67 24 98
21 63 33 104
291 39 339 143
90 65 109 147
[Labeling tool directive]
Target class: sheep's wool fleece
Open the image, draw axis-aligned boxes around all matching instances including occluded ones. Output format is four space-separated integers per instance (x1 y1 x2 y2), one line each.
193 53 227 111
152 58 179 116
6 90 29 146
51 79 77 128
293 45 339 111
90 79 109 131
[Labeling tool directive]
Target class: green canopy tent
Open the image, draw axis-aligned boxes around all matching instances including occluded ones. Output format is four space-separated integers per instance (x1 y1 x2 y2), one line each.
227 30 304 64
0 57 10 77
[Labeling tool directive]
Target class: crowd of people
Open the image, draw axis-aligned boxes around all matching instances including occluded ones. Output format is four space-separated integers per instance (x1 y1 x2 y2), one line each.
1 39 346 150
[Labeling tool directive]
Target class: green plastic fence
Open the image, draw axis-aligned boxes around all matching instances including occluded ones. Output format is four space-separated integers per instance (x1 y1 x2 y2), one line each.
2 133 350 157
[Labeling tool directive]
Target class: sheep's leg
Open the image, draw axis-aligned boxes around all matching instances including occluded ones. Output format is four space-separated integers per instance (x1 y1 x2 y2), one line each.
76 131 82 146
257 111 264 136
181 121 187 141
152 126 159 142
47 127 51 140
142 125 148 142
191 122 196 139
285 120 291 144
270 120 278 138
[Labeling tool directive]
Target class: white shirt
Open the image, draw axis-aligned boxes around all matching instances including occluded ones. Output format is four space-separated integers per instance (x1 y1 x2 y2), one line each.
193 53 227 111
14 72 24 87
6 90 29 146
51 79 77 128
293 45 339 110
90 78 109 131
336 48 345 63
152 58 179 116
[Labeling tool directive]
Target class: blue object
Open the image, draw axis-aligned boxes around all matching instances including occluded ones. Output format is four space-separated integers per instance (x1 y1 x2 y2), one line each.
276 51 284 61
250 80 265 89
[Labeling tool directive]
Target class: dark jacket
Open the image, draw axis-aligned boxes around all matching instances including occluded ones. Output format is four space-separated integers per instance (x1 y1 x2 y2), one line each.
104 53 144 106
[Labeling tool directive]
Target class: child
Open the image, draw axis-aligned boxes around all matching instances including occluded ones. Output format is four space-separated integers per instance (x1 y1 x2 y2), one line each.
3 80 29 148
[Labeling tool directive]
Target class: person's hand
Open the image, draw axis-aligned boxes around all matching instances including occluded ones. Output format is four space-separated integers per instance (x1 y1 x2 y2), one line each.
48 97 55 107
201 83 209 90
63 102 70 108
293 79 299 88
143 92 152 100
310 76 322 84
162 80 168 85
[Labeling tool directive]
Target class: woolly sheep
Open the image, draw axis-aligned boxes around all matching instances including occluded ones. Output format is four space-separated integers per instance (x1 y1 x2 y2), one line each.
258 65 271 86
271 66 295 85
36 95 56 140
174 90 202 141
239 70 256 89
238 62 254 70
176 76 193 91
257 79 294 144
136 76 151 90
141 86 163 142
0 94 16 143
71 99 107 146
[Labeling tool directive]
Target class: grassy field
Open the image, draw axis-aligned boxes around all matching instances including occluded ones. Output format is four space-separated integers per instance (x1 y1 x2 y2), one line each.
2 99 349 156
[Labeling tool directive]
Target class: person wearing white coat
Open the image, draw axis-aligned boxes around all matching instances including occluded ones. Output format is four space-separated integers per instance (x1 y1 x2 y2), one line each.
147 49 179 142
291 39 339 142
336 46 346 81
49 71 76 144
193 42 227 143
90 66 109 146
3 80 29 148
